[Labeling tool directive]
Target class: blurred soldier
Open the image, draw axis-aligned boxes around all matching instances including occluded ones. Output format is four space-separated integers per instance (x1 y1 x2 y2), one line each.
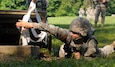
93 0 109 27
26 0 49 23
20 0 49 46
36 0 49 23
78 8 85 17
16 17 115 59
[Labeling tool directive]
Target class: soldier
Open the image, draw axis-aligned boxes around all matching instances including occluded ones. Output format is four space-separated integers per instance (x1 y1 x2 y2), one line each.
16 17 115 59
93 0 109 27
78 8 85 17
36 0 49 23
20 0 49 47
26 0 49 23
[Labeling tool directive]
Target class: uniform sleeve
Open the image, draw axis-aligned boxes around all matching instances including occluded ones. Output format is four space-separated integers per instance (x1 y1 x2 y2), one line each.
84 39 97 57
33 22 68 42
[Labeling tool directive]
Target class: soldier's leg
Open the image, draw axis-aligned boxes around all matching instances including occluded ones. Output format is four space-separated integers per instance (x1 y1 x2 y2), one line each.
99 41 115 57
94 7 100 27
100 7 106 27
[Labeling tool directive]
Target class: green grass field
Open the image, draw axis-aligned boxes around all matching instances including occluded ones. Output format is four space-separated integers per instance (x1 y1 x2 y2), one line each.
0 16 115 67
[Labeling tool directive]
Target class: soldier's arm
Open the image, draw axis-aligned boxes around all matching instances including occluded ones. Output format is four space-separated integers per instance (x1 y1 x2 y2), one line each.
33 22 68 42
16 20 68 42
84 39 97 57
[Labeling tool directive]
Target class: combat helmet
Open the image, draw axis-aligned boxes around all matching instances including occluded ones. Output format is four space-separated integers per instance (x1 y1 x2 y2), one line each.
36 0 49 9
69 17 93 36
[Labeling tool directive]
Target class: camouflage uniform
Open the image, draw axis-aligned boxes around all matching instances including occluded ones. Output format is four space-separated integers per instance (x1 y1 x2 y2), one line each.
93 0 109 27
31 17 114 58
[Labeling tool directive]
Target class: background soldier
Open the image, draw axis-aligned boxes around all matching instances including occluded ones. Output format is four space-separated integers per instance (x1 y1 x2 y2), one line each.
36 0 49 23
26 0 49 23
78 8 85 18
93 0 109 27
16 17 115 59
20 0 50 47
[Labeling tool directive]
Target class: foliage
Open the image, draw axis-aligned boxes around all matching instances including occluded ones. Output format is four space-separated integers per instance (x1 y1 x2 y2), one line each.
0 0 115 16
107 0 115 15
49 0 84 16
47 0 61 17
0 0 27 10
55 0 80 16
83 0 93 8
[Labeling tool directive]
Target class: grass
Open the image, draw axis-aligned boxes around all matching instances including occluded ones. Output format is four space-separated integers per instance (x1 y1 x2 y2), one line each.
0 58 115 67
0 16 115 67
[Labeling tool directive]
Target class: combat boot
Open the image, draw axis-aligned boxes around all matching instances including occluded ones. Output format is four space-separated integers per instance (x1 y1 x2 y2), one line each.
111 41 115 50
95 22 97 27
101 22 104 27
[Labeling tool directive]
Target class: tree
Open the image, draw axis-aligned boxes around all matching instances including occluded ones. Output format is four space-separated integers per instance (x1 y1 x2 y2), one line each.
107 0 115 15
83 0 94 8
53 0 83 16
47 0 61 17
0 0 27 10
0 0 114 16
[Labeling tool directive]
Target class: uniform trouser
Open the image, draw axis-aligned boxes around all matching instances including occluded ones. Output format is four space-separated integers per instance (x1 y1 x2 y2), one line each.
59 44 115 58
99 45 115 58
95 6 106 26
